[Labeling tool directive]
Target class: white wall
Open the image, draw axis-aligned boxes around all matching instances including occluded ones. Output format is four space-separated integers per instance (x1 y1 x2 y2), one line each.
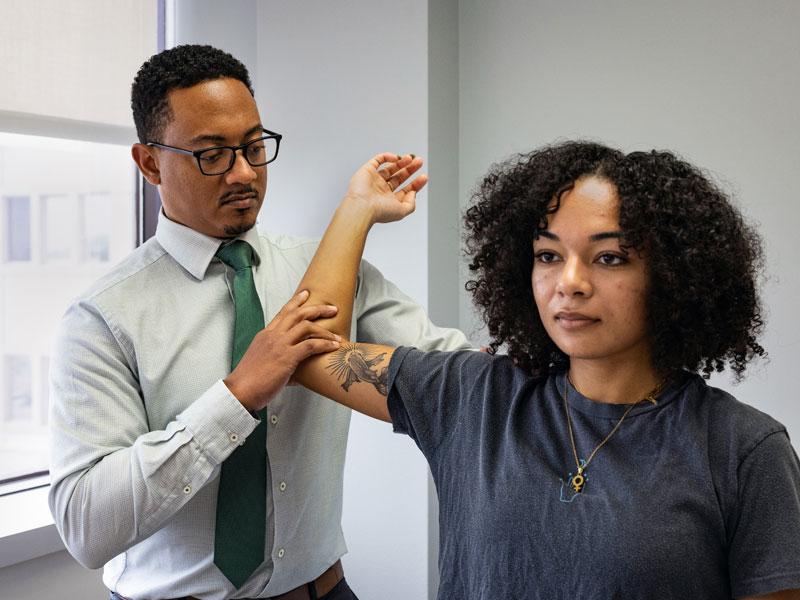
458 0 800 441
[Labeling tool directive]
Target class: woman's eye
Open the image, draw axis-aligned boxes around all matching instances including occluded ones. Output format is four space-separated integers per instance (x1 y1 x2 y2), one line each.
597 253 627 266
534 251 559 264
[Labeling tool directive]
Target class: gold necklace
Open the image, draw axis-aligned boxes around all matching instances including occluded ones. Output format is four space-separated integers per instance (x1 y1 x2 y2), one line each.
563 375 666 495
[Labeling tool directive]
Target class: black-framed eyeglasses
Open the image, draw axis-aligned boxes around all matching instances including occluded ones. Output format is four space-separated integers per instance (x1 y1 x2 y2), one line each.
147 129 282 176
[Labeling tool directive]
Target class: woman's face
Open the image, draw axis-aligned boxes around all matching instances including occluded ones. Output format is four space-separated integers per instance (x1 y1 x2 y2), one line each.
531 176 651 367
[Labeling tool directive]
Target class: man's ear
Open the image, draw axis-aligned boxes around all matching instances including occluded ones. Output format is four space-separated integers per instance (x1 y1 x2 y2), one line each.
131 143 161 186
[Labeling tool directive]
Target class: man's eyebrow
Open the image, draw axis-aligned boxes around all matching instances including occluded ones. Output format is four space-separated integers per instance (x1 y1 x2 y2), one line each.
188 125 264 146
534 230 624 242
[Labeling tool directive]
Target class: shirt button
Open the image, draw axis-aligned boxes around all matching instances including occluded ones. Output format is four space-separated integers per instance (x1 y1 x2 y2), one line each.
279 481 287 492
229 433 239 443
183 485 191 494
277 548 285 558
270 415 278 425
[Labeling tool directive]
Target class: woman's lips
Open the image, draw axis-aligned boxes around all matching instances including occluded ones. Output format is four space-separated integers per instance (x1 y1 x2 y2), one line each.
555 312 600 330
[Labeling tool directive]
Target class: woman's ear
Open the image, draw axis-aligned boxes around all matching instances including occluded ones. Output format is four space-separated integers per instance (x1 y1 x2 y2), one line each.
131 143 161 186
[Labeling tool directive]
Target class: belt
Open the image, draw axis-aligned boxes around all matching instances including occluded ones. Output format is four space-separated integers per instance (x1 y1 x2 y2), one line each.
111 560 344 600
264 560 343 600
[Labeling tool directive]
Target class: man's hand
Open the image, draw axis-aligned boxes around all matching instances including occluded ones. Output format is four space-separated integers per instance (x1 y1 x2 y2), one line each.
223 290 341 412
344 152 428 224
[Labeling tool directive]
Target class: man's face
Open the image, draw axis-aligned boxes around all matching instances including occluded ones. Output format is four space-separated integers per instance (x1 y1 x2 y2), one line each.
147 77 267 238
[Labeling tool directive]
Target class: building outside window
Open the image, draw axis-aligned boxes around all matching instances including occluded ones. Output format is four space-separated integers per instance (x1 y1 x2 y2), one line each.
3 196 32 262
0 132 137 485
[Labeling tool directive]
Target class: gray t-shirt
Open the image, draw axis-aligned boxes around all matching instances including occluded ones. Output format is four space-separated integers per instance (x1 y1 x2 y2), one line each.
387 347 800 599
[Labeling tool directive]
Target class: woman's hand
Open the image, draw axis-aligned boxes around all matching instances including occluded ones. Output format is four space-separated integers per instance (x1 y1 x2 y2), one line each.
344 152 428 224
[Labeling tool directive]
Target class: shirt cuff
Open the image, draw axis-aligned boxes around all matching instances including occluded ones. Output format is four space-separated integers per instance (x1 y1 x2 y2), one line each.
176 379 260 465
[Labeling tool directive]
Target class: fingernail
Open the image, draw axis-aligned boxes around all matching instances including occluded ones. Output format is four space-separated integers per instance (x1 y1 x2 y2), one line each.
334 334 341 341
327 305 338 310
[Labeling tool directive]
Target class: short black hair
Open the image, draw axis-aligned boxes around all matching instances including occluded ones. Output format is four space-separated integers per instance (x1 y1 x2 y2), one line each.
131 44 254 144
464 140 766 380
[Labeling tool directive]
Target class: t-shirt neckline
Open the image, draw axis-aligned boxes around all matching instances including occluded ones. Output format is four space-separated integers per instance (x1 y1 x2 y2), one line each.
554 370 695 419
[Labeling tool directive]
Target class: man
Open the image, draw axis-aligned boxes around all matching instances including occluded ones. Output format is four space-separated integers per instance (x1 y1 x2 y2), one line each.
48 45 469 600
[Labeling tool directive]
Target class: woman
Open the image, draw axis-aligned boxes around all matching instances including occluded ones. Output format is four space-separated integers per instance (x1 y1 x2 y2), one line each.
278 142 800 599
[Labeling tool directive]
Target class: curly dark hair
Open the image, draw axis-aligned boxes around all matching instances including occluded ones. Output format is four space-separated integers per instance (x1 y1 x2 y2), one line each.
464 140 765 380
131 44 253 144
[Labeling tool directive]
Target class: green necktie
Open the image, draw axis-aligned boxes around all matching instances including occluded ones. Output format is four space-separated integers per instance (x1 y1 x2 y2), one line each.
213 240 267 589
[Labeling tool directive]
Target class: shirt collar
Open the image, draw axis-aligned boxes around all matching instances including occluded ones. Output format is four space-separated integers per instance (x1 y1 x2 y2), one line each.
155 210 263 280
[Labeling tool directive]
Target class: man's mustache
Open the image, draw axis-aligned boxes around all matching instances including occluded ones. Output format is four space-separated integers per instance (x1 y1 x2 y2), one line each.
220 187 258 204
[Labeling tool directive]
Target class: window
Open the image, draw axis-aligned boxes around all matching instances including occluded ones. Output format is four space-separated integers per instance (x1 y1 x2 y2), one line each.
0 132 137 485
42 194 78 263
3 196 31 262
4 355 32 423
81 193 113 263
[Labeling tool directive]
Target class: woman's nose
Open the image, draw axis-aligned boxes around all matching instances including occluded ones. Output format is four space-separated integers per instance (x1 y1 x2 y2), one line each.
556 258 593 297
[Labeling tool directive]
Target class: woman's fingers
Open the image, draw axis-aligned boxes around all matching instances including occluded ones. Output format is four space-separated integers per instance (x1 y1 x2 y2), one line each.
384 156 424 190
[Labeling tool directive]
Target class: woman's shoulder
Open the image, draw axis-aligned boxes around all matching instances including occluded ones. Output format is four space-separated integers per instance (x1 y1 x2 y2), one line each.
394 347 546 395
684 373 789 455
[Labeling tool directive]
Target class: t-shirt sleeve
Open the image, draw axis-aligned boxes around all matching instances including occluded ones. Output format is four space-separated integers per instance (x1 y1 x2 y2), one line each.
728 430 800 597
386 346 509 463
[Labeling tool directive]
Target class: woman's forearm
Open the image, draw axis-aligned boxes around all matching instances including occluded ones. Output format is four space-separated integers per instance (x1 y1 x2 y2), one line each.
295 195 375 339
290 153 426 419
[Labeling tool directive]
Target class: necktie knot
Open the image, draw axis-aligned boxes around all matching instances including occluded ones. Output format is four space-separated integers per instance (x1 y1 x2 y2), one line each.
216 240 254 271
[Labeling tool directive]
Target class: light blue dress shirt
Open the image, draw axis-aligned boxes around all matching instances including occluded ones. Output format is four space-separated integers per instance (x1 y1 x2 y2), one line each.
48 211 470 599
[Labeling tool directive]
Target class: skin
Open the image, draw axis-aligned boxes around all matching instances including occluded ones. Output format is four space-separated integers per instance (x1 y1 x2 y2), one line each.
132 77 267 238
130 76 427 414
531 175 661 404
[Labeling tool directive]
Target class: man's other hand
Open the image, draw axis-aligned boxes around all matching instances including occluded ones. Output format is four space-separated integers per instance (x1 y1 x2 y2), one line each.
223 290 341 412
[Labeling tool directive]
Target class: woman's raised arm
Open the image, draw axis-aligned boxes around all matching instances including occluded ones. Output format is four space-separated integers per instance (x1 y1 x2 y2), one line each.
290 152 428 421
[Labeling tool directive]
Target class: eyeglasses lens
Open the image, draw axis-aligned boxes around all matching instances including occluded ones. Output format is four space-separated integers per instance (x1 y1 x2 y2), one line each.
196 136 278 175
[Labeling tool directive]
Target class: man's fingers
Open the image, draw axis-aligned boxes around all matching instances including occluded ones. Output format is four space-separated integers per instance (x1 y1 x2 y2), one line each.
290 320 341 344
294 338 342 361
295 303 338 323
277 303 338 331
266 289 309 331
266 294 334 332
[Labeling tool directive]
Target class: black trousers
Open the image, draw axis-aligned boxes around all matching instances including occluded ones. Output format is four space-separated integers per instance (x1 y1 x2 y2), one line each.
108 578 359 600
316 577 359 600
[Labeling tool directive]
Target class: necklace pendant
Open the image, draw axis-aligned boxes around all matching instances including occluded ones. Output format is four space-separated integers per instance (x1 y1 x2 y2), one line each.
570 471 585 493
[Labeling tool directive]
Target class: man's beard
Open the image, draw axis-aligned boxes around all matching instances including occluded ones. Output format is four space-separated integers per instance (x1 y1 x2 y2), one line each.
223 221 254 236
